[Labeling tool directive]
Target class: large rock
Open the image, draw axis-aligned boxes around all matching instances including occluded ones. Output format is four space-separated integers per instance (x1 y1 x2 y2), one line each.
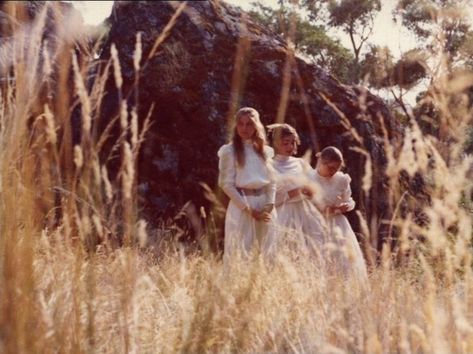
98 0 401 249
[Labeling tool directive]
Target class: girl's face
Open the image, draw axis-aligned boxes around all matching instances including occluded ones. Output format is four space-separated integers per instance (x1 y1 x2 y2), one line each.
317 160 342 177
274 135 297 156
236 115 256 140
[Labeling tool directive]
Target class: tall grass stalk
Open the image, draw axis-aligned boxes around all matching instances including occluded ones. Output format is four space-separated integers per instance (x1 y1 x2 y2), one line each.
0 2 472 353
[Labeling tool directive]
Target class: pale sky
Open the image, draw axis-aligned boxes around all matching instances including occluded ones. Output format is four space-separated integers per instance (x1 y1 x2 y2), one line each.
69 0 423 104
69 0 418 58
230 0 419 58
69 0 473 106
69 1 114 26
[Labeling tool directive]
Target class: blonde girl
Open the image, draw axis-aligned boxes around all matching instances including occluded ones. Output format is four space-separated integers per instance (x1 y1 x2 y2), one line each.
218 107 277 261
267 123 327 257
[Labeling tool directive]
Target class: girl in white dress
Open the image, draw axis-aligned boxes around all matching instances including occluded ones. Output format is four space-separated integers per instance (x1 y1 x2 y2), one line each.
267 123 327 256
312 146 368 280
218 107 277 261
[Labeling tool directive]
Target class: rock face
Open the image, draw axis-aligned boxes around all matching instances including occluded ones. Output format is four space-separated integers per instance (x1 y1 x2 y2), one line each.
98 0 401 248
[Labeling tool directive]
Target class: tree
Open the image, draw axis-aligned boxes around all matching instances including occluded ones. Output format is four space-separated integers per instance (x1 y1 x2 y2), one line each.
248 2 355 83
360 45 395 89
359 45 428 118
395 0 472 65
303 0 382 82
393 0 473 141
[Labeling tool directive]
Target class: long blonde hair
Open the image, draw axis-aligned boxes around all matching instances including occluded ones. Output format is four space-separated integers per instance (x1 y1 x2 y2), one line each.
231 107 267 166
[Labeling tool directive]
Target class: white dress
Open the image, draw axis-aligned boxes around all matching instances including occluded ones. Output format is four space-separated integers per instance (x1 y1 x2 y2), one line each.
273 155 327 256
312 170 368 280
218 141 278 261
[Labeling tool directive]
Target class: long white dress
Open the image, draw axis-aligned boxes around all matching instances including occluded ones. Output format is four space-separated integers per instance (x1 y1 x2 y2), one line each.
218 141 278 261
273 155 328 257
312 170 368 280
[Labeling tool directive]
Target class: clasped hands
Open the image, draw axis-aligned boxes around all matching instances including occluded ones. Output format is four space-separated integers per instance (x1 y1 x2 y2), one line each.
325 202 350 215
245 203 274 222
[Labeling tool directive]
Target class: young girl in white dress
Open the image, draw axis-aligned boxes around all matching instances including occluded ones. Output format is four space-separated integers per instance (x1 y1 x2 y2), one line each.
218 107 277 261
267 123 327 256
312 146 368 280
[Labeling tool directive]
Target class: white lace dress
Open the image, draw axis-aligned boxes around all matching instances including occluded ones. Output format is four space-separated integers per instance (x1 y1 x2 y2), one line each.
218 141 278 261
312 170 368 280
273 155 327 256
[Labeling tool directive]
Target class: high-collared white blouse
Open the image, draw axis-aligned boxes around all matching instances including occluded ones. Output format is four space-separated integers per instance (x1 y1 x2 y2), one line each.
273 155 315 205
312 170 355 212
218 141 276 210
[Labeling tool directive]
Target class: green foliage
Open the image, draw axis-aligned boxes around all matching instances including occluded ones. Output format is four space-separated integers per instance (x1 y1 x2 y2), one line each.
394 0 472 62
390 49 428 89
360 46 427 90
248 2 355 83
250 0 385 83
393 0 473 147
360 45 395 88
326 0 382 33
303 0 381 63
299 0 382 83
395 0 439 38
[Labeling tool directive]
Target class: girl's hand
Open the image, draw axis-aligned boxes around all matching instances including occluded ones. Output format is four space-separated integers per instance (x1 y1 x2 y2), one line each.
258 211 271 222
246 207 272 222
325 206 341 215
325 206 335 215
248 207 260 219
301 187 313 198
338 202 350 213
325 203 349 215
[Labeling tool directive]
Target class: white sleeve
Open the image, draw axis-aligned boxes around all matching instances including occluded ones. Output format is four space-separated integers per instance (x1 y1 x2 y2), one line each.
340 174 355 211
264 146 276 205
266 176 277 205
264 145 275 159
299 159 318 200
218 145 249 210
301 159 316 180
274 183 290 206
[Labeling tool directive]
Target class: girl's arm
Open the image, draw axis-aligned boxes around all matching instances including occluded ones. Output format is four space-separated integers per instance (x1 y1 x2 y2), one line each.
264 146 276 210
324 174 355 215
266 179 276 208
300 159 316 198
274 185 289 207
273 171 292 206
217 145 249 210
338 174 355 212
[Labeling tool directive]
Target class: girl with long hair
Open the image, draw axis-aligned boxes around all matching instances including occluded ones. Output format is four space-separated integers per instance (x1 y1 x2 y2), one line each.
218 107 278 261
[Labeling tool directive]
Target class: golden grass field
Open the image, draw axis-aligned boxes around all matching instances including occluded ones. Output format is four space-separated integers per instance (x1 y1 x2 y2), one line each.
0 2 472 353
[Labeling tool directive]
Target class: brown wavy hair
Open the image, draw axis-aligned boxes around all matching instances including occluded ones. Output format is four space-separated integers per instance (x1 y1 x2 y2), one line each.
231 107 267 166
266 123 301 155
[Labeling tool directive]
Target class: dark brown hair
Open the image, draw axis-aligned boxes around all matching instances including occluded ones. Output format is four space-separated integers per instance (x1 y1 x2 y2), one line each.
316 146 345 166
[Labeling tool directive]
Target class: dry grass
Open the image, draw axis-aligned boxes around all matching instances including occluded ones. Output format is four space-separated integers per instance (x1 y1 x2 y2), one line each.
0 2 472 353
5 236 473 353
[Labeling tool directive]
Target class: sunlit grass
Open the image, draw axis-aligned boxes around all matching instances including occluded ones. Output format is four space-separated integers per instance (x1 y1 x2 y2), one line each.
0 1 472 353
